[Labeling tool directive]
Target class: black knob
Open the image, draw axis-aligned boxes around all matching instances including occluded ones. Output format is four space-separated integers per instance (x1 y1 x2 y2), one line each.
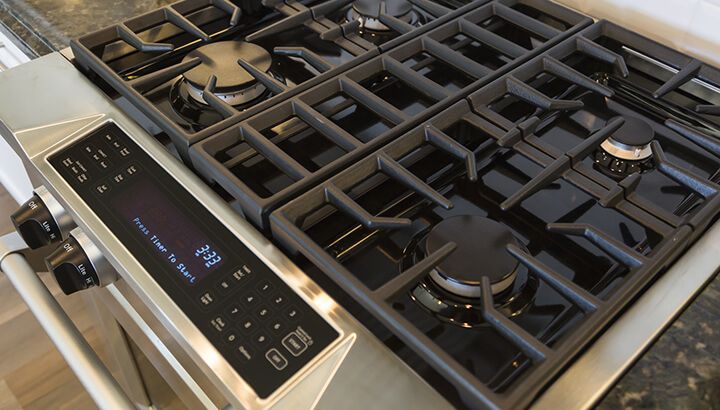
11 192 63 249
45 235 99 295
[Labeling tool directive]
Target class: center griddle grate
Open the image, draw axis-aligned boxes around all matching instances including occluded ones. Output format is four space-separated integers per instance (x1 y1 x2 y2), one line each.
70 0 491 161
187 0 591 228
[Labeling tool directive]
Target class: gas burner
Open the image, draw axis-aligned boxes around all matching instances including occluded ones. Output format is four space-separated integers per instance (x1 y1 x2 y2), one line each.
594 116 655 178
427 216 521 297
347 0 420 32
169 41 284 131
410 275 538 328
407 216 538 328
180 41 272 106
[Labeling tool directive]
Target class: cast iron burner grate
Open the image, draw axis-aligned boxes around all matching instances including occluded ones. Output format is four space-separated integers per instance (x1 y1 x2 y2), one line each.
70 0 478 161
270 20 720 409
188 0 590 228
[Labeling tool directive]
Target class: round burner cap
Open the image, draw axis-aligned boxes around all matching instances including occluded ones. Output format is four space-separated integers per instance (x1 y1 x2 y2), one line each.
425 216 519 298
600 117 655 161
353 0 413 18
611 116 654 147
182 41 271 91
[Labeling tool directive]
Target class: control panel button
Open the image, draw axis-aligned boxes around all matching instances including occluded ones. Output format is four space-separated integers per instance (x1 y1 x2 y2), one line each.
231 265 252 283
126 164 139 177
59 155 90 184
210 316 227 333
103 133 131 157
95 183 111 195
111 172 126 185
236 345 253 362
198 291 215 308
282 332 308 357
217 278 233 294
84 143 112 169
266 349 288 370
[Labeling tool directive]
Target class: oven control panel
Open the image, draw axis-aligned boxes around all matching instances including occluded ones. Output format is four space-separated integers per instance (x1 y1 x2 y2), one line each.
49 122 340 399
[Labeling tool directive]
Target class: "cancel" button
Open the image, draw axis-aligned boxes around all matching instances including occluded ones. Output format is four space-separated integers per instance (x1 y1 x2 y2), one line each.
265 348 288 370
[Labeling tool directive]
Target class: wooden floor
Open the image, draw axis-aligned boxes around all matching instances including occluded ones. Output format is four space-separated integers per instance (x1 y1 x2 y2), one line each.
0 185 100 410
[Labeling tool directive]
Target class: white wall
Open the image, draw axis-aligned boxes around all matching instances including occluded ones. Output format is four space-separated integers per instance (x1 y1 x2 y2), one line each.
0 30 32 204
553 0 720 67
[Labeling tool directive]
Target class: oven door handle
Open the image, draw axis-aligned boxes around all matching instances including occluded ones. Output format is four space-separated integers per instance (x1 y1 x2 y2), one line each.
0 232 135 410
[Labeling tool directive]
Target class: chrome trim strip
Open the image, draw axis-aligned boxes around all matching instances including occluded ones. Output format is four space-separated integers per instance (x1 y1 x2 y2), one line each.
71 227 117 288
35 185 75 237
600 138 652 161
105 284 219 409
533 220 720 409
622 46 720 94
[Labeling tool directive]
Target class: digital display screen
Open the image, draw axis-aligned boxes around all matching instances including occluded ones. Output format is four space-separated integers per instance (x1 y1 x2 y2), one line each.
112 177 224 285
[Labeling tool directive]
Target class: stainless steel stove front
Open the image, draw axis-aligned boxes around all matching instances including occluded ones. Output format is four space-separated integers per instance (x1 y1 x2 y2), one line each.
0 51 452 410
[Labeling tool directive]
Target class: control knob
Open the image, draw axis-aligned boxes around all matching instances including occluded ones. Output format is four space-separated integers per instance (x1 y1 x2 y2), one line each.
45 228 115 295
11 186 72 249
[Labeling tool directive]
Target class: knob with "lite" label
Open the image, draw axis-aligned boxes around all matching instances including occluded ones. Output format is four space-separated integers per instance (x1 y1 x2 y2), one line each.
11 186 69 249
45 229 114 295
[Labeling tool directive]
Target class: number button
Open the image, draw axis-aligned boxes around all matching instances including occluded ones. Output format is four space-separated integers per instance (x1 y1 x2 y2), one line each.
255 306 270 320
257 281 273 294
269 321 285 335
272 294 286 306
240 318 255 333
284 306 300 321
241 292 258 307
225 330 239 345
253 332 270 348
226 304 242 318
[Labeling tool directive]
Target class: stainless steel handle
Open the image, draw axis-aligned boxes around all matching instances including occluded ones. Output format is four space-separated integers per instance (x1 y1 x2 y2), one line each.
0 232 135 410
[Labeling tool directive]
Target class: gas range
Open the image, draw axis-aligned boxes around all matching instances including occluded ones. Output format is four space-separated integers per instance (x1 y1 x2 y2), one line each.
0 1 719 409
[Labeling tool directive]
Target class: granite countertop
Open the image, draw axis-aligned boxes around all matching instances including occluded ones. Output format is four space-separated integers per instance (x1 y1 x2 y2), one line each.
599 272 720 409
0 0 174 56
0 0 718 408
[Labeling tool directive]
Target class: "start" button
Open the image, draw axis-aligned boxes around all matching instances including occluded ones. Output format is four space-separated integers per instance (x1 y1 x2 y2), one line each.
282 332 308 357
